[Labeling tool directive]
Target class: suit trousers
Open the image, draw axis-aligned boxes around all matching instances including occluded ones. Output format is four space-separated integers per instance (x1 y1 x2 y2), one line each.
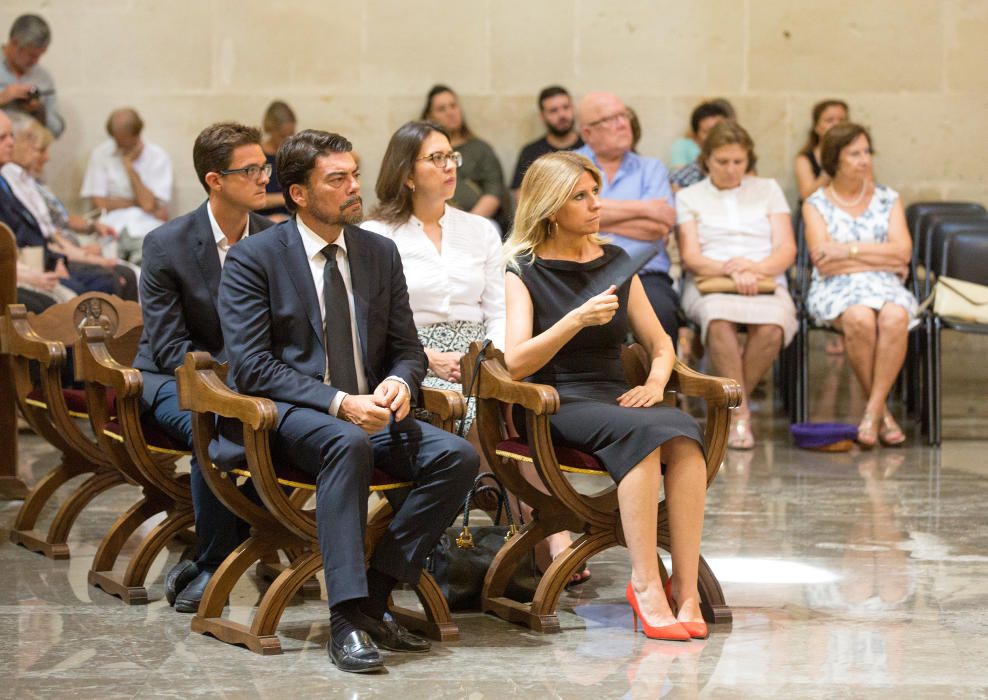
144 379 253 571
639 272 681 349
273 407 478 609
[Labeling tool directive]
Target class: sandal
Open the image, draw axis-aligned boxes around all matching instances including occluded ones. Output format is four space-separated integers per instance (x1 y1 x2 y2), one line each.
727 415 754 450
879 413 906 447
857 413 878 449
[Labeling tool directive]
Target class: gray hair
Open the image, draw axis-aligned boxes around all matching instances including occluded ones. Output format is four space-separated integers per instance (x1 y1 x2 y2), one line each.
8 112 42 140
10 14 51 48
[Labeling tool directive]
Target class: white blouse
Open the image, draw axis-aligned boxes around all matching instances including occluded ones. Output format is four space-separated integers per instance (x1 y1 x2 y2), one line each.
676 176 791 283
362 206 506 349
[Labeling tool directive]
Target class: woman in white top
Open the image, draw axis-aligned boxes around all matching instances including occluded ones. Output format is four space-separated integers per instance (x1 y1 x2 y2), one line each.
676 121 797 449
362 121 505 437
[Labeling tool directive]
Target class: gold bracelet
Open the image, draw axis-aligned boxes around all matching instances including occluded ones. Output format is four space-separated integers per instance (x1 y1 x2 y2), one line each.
849 244 859 259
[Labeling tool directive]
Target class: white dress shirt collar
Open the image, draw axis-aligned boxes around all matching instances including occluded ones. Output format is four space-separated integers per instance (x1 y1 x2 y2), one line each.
206 201 250 266
296 214 348 261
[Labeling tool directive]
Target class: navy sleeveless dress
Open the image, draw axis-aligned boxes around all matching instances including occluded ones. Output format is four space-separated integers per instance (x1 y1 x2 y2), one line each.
510 245 704 483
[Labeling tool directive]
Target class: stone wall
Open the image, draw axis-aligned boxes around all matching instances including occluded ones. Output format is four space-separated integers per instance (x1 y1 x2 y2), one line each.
3 0 986 217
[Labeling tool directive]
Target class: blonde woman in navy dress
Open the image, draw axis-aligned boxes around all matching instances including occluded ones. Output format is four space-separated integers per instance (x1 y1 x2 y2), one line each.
503 151 709 641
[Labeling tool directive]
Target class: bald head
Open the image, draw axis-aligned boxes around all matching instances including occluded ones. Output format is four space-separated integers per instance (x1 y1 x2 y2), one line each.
577 92 632 160
106 107 144 151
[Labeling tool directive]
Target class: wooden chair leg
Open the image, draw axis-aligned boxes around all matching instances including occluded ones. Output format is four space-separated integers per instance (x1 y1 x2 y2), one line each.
390 571 460 643
191 536 281 652
9 458 117 559
256 550 322 600
89 496 165 604
697 553 732 628
246 551 324 655
109 506 196 604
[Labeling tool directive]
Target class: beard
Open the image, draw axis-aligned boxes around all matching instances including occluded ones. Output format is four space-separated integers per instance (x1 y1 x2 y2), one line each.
546 119 574 138
307 193 364 227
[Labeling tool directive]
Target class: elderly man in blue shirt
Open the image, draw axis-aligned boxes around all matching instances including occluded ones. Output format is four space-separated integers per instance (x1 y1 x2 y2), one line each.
575 92 679 345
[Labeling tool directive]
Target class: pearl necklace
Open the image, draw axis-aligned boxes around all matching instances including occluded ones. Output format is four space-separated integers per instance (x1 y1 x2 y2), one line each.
828 180 869 208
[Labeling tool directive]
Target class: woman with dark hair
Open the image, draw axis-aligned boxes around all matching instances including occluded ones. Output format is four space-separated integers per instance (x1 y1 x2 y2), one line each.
421 85 509 231
803 123 916 447
362 121 504 436
258 100 296 219
676 121 797 449
504 150 709 640
795 99 849 202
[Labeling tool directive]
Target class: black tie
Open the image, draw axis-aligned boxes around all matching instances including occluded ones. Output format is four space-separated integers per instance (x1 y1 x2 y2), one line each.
322 244 359 394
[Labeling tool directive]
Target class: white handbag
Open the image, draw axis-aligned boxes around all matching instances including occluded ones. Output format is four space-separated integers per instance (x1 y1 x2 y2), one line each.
931 276 988 324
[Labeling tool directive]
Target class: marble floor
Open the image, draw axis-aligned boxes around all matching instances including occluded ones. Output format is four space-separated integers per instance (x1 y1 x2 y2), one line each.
3 334 988 698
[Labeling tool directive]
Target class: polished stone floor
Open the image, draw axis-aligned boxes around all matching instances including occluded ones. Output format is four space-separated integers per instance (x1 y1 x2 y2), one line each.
3 334 988 698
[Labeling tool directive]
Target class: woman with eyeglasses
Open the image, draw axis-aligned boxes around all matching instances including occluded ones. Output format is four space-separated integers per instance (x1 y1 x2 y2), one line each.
362 121 505 437
421 84 510 233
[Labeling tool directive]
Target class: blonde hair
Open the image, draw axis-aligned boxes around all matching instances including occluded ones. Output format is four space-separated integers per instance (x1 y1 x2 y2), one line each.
504 151 605 270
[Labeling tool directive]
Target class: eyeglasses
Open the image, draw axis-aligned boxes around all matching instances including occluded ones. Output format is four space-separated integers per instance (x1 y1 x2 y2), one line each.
219 163 272 181
416 151 463 168
587 111 632 130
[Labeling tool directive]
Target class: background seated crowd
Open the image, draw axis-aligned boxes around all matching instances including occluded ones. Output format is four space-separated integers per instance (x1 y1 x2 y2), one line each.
1 9 929 676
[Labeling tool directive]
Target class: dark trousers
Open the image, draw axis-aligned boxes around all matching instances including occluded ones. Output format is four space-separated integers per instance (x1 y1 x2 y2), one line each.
639 272 681 349
144 379 253 571
273 408 478 608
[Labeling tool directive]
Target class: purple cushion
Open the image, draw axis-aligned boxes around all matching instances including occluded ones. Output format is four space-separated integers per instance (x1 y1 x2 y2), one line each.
496 438 606 473
790 422 858 449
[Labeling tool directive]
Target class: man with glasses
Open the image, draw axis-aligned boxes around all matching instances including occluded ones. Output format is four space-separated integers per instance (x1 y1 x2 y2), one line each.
80 108 173 264
133 122 274 614
510 85 583 198
575 92 680 345
1 14 64 138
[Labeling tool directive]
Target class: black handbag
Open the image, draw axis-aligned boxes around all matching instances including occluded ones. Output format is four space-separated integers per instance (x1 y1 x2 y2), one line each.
426 471 538 611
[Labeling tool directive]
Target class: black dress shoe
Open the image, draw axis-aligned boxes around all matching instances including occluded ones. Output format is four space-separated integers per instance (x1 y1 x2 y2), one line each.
361 613 431 653
165 560 199 606
328 630 385 673
174 569 212 613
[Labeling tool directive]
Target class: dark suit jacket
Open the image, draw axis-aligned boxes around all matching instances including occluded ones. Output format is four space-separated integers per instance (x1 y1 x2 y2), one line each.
133 201 273 405
0 173 63 270
218 219 426 430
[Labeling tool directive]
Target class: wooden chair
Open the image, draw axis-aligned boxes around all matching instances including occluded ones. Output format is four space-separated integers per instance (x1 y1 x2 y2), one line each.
2 293 140 558
0 222 27 500
74 323 197 604
461 341 741 634
176 351 465 655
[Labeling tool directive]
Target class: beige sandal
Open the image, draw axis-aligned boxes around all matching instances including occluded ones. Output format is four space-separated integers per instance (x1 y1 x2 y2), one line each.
728 415 755 450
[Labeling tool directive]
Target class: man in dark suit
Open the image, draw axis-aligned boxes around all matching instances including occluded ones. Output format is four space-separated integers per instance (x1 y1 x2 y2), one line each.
133 122 274 612
218 130 477 674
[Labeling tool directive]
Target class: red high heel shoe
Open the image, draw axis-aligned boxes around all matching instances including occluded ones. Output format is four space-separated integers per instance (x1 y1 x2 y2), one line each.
664 578 709 640
625 582 691 641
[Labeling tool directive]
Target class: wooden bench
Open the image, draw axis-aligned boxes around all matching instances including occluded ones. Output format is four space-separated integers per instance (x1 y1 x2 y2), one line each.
176 352 464 655
2 293 140 558
461 341 741 633
0 222 27 500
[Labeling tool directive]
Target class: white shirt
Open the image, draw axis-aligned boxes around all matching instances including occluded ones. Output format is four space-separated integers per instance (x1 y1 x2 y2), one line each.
676 175 791 284
296 216 409 417
362 206 505 349
206 201 248 268
1 162 56 239
80 138 173 239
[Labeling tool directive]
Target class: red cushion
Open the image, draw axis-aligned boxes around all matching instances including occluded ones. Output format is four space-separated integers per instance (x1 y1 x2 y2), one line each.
104 419 182 453
27 387 117 416
495 438 605 473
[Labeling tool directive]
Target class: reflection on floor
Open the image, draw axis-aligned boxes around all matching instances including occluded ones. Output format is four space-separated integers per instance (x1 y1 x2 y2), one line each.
3 333 988 698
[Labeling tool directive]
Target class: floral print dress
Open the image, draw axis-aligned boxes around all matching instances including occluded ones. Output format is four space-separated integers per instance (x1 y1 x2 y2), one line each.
805 185 918 328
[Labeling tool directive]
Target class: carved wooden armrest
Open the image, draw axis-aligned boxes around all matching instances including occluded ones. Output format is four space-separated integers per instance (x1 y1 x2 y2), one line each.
420 386 466 422
2 304 65 365
670 360 743 409
476 357 559 415
76 325 143 399
176 352 277 431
